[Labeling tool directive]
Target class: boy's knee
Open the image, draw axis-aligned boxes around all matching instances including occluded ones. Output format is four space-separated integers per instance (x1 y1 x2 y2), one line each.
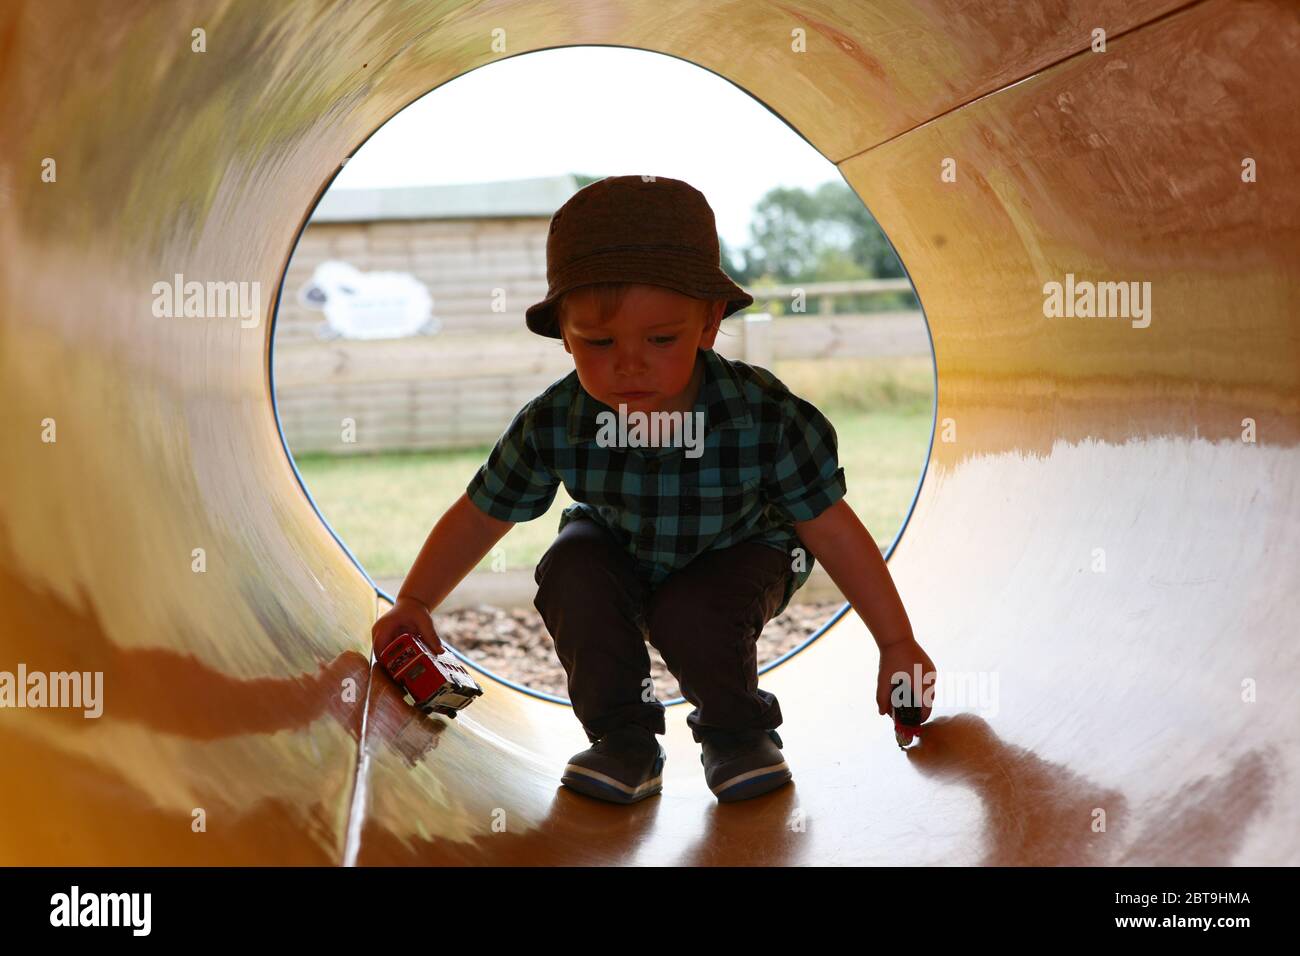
534 522 633 597
536 524 603 579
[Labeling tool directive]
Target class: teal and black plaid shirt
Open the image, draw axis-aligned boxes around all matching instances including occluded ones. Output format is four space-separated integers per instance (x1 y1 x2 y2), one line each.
465 347 846 617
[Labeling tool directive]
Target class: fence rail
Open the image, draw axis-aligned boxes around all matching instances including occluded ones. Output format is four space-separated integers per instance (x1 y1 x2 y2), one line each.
747 278 915 315
275 297 927 455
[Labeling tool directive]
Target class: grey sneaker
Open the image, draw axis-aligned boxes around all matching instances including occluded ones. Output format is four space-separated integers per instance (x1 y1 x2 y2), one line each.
699 728 792 802
561 724 665 804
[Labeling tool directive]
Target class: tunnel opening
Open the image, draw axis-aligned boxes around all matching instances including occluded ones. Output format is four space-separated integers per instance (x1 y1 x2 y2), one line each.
266 45 938 706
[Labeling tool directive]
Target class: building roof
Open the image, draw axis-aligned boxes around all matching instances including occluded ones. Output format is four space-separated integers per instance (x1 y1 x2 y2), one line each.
309 174 581 223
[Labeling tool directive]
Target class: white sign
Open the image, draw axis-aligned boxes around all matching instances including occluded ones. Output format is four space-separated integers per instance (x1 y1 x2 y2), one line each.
298 260 439 339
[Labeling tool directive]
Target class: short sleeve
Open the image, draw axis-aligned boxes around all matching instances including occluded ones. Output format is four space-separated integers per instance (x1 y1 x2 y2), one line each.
465 400 560 522
763 392 847 523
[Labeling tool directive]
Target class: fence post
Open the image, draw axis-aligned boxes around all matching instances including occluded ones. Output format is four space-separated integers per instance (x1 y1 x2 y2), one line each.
743 312 773 368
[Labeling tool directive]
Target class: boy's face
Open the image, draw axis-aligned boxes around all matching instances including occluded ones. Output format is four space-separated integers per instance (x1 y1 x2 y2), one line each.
559 284 724 415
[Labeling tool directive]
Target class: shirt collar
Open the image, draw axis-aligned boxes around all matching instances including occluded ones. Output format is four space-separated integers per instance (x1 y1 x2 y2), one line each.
566 348 753 446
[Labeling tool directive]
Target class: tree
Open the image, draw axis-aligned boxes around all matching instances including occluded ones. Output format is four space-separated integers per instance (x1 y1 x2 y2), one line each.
816 181 905 280
741 181 905 284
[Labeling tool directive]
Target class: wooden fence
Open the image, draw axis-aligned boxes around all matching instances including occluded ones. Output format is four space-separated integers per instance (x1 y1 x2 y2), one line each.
274 282 928 456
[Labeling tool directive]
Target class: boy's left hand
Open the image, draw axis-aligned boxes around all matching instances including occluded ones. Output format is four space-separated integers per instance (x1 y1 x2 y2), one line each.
876 638 937 724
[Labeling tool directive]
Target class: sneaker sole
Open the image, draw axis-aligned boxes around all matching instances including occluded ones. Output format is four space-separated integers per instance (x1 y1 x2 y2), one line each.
561 758 664 805
710 761 793 802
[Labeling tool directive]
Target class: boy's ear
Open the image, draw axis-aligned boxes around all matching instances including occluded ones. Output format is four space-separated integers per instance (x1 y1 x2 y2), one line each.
699 300 724 346
556 312 573 353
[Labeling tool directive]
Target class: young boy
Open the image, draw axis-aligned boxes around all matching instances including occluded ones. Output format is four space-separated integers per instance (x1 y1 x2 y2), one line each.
372 176 936 804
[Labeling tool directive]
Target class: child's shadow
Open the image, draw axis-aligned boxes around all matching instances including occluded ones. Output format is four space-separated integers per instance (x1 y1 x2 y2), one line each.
666 714 1129 866
907 714 1277 866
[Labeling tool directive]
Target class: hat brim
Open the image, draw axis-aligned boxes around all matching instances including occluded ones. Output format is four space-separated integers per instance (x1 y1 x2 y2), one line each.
525 252 754 339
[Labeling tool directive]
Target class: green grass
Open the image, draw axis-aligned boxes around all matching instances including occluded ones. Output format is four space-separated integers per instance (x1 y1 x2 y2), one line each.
290 356 934 580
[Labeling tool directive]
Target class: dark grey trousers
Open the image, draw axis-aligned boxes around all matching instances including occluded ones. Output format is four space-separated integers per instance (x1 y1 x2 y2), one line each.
533 516 791 744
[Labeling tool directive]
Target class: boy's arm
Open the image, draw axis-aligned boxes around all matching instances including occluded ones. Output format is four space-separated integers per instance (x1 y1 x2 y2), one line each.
761 382 936 720
761 388 913 649
792 498 913 650
793 498 936 720
397 492 515 614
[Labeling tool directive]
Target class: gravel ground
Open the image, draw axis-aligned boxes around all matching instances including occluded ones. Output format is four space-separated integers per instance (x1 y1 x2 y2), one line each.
432 600 849 699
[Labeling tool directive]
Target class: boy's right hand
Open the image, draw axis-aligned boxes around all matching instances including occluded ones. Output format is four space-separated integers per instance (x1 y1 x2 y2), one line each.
372 595 444 657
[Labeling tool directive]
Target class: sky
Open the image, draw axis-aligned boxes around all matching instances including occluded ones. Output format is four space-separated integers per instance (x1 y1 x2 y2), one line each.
331 46 843 251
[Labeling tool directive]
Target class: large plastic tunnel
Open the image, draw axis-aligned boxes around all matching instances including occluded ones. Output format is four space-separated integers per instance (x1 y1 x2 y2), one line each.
1 0 1296 865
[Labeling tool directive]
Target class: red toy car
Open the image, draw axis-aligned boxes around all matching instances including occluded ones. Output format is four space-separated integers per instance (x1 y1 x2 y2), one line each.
378 631 482 719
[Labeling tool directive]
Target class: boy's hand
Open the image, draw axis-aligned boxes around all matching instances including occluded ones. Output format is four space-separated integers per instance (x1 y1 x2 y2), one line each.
876 638 936 724
372 595 444 657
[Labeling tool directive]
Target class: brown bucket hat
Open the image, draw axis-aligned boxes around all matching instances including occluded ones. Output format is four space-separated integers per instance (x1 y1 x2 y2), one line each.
525 175 754 339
